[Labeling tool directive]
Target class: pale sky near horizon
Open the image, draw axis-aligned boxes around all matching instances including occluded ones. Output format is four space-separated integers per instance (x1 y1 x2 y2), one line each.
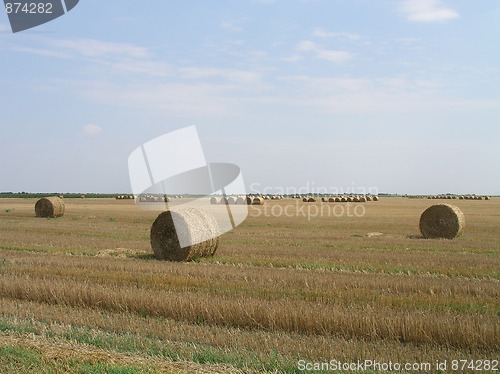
1 1 499 195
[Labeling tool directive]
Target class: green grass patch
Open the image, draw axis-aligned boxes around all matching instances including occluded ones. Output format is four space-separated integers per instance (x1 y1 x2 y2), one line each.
0 316 300 373
0 345 151 373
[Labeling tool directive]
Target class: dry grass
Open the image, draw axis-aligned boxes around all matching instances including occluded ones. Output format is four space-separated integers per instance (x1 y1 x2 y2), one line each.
0 197 499 371
0 329 247 373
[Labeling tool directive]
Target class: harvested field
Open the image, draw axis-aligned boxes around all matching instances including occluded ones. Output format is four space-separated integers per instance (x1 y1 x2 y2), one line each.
0 197 498 372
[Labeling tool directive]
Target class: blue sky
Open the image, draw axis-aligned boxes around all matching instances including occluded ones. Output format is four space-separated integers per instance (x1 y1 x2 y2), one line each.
1 0 499 195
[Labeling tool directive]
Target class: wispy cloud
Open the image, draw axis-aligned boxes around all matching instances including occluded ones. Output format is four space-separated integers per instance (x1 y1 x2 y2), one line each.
296 40 352 64
221 20 243 32
48 38 150 58
11 37 151 61
76 80 241 116
11 46 70 59
312 28 361 41
82 124 103 136
257 74 498 114
398 0 459 22
110 60 173 77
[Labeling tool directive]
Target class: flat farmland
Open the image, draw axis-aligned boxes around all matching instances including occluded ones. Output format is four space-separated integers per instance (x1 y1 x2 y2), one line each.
0 197 498 373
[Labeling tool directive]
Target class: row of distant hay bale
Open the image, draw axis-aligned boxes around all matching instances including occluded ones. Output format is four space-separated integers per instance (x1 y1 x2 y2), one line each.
263 195 284 200
209 196 265 205
289 194 318 199
138 195 170 203
303 196 379 203
427 195 491 200
116 195 135 200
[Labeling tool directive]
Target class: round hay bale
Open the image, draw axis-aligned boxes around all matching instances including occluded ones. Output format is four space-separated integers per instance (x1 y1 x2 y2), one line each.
308 197 316 202
359 196 367 202
150 208 219 261
35 197 65 218
365 196 372 201
227 196 236 205
419 204 464 239
485 196 491 200
372 196 379 201
236 196 246 205
246 196 253 204
210 196 220 204
252 196 264 205
459 196 464 200
346 197 353 202
321 197 327 202
353 196 359 202
302 197 308 202
328 197 335 202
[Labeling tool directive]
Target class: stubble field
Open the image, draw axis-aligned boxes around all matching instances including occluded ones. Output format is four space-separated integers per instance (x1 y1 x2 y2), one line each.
0 197 498 373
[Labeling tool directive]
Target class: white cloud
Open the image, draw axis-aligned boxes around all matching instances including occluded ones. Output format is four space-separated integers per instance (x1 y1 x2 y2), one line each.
110 60 173 77
296 40 317 52
82 124 103 136
221 20 243 32
77 80 239 116
398 0 459 22
8 37 151 62
48 38 150 58
296 40 352 64
11 46 70 59
312 28 361 40
258 74 498 114
315 49 352 63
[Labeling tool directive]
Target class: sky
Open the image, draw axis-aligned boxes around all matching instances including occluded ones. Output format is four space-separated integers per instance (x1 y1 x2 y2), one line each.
1 0 499 195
